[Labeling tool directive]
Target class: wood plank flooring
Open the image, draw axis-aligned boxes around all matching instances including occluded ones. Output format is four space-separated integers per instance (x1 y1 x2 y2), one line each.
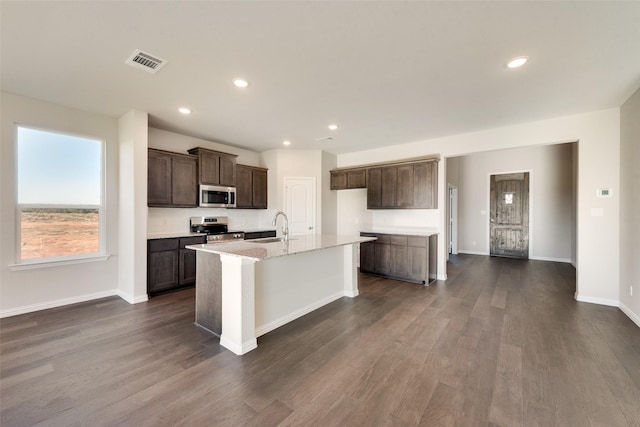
1 254 639 426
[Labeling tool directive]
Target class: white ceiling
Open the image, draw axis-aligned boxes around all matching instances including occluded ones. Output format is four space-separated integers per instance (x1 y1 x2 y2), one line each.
2 1 639 155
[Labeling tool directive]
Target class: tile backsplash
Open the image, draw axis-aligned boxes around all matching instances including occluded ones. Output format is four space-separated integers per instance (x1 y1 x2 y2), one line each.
148 208 278 235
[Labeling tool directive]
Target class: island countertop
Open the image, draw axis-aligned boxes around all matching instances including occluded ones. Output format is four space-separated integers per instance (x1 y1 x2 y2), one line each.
186 234 376 261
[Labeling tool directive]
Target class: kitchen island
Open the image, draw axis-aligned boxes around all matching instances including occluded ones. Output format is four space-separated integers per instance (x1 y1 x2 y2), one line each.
186 234 376 355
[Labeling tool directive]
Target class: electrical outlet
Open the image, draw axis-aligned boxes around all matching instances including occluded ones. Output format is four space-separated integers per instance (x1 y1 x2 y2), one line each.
631 286 634 297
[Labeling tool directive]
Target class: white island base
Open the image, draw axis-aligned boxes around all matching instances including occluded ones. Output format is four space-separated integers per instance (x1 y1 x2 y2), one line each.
189 235 371 355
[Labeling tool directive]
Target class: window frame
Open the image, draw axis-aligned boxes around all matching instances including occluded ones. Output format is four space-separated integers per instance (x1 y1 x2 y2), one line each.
13 124 107 267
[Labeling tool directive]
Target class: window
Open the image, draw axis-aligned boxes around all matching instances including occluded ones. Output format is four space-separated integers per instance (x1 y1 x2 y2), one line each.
16 126 104 263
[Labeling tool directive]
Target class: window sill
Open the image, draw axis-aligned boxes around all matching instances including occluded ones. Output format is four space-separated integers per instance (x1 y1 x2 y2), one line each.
9 254 111 271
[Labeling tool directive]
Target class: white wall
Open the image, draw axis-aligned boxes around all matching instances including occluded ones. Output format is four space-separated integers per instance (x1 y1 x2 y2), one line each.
321 151 338 234
261 149 324 234
148 127 261 166
455 143 575 263
0 92 120 316
337 108 621 305
619 88 640 326
118 110 149 303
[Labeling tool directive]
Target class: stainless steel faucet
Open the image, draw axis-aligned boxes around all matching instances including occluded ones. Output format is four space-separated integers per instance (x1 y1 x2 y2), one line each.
272 211 289 241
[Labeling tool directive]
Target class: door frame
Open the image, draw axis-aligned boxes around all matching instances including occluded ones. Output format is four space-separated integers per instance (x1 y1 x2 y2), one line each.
448 184 458 255
486 169 533 256
283 176 316 236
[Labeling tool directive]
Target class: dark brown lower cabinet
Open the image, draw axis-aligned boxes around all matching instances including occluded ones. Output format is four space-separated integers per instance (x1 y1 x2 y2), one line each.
148 236 206 295
360 232 438 285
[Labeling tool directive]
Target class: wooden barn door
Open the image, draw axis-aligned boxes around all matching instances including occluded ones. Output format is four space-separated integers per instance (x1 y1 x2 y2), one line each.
490 172 529 258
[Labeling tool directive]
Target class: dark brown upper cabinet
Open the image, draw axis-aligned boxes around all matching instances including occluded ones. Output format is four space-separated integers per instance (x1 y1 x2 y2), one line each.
366 160 438 209
187 147 237 187
236 164 268 209
148 149 198 207
330 168 367 190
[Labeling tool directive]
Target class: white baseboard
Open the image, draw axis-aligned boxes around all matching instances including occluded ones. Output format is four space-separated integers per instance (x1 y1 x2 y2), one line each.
574 293 619 307
220 335 257 355
529 256 572 263
0 289 119 318
437 273 447 281
117 290 149 304
619 303 640 328
255 291 344 337
457 250 489 256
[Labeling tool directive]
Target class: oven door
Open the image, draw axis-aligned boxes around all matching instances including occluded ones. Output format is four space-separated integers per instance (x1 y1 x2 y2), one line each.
199 185 236 208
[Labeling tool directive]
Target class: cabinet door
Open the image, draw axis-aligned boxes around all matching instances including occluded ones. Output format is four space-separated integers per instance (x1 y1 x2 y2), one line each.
252 168 268 209
359 240 375 273
391 244 409 278
199 151 220 185
171 156 198 207
396 164 414 207
330 171 347 190
367 168 382 208
407 246 427 283
414 161 437 208
374 243 391 275
381 166 397 207
219 155 236 187
235 165 252 208
347 169 367 189
148 150 172 206
179 249 197 285
148 250 179 294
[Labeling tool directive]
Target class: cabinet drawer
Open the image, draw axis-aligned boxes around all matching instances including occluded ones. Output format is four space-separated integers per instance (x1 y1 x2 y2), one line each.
179 236 206 248
148 238 179 252
390 235 408 246
374 234 390 244
408 236 427 247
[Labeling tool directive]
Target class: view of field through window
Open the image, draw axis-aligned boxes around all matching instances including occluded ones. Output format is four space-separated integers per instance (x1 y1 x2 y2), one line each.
20 208 99 260
17 126 103 261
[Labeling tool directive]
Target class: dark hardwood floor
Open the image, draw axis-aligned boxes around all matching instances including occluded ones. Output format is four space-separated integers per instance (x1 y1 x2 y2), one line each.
1 254 639 427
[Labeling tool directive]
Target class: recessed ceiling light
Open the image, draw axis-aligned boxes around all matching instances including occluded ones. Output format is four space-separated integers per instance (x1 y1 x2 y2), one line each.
282 140 291 146
507 56 529 68
233 78 249 88
178 107 192 115
328 124 339 130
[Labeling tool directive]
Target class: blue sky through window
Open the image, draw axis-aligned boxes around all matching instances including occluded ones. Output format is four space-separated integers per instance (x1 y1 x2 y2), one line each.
17 127 101 205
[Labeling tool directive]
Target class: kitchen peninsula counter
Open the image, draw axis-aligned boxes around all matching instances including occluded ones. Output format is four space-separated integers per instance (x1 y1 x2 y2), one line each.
187 234 375 355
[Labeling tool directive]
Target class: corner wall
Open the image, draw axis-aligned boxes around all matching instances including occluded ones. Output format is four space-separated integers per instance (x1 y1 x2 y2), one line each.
0 92 120 316
620 87 640 326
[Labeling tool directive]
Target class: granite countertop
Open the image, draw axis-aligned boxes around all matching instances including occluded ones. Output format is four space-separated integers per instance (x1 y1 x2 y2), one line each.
148 231 207 239
359 226 439 237
186 234 376 261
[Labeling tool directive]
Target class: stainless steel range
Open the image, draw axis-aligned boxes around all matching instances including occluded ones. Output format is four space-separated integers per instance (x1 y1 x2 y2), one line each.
190 216 244 243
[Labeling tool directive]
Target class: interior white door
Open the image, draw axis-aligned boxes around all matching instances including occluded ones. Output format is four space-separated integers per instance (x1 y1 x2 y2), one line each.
285 177 316 236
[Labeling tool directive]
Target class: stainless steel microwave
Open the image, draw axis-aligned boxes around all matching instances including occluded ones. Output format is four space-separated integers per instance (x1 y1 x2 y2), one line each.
199 185 236 208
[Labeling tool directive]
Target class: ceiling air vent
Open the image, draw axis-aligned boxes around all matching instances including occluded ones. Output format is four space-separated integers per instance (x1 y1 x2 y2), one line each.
125 49 167 74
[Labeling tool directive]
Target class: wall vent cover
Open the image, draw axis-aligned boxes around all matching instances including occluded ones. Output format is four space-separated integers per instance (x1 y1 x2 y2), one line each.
125 49 167 74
